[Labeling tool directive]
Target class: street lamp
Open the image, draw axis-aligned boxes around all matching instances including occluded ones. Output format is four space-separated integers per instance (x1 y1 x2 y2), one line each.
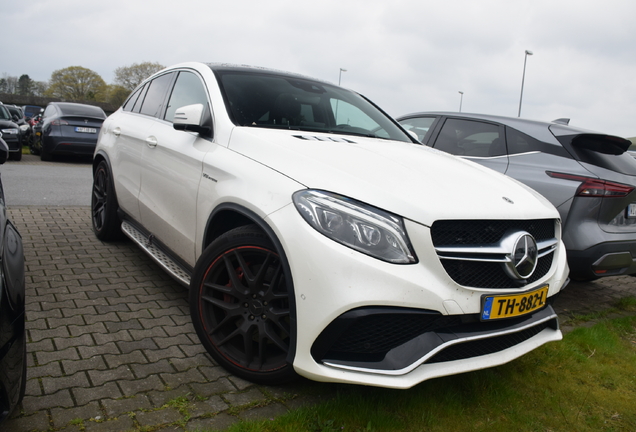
517 50 533 117
458 91 464 112
338 68 347 85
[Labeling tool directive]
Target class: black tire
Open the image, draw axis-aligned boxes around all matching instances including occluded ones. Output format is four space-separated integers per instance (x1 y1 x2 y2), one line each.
190 225 296 385
40 145 52 161
91 160 123 241
29 135 40 155
9 150 22 161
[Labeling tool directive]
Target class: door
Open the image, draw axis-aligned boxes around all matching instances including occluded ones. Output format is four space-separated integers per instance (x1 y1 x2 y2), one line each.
138 70 214 265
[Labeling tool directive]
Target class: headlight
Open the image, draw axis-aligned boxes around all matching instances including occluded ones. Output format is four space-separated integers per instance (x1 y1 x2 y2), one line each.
19 124 30 132
293 190 417 264
1 128 19 135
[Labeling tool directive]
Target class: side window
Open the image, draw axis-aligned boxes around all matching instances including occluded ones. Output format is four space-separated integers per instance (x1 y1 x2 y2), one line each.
42 105 56 119
164 71 208 122
506 126 540 155
123 85 144 112
132 84 149 113
139 73 174 118
434 119 504 157
399 117 437 142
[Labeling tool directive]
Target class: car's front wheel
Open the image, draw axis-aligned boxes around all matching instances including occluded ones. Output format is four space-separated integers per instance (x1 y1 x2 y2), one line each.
190 225 296 385
91 160 122 241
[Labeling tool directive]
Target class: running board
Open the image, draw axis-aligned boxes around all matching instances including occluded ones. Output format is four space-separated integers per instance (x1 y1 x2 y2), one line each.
121 221 191 287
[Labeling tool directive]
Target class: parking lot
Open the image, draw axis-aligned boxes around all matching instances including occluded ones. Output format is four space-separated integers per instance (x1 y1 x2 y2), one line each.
3 156 636 432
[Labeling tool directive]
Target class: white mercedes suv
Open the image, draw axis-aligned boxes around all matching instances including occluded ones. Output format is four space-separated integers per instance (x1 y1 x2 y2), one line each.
91 62 569 388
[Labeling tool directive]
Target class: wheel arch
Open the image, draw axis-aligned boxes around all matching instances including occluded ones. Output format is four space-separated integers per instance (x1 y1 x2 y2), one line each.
92 150 111 175
202 203 298 364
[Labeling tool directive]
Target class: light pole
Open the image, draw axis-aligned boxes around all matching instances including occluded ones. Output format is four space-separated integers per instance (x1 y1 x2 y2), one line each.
517 50 533 117
458 91 464 112
338 68 347 85
336 68 347 122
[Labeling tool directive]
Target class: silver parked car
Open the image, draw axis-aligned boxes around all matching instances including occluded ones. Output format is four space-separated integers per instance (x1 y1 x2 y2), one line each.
397 112 636 281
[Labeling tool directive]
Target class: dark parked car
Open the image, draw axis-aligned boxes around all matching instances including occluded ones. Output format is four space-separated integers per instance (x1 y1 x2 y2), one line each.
397 112 636 280
5 106 31 153
32 102 106 161
0 136 27 424
0 104 22 161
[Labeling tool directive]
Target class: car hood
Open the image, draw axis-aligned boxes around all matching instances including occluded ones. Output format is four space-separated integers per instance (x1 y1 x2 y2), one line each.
228 128 559 226
0 120 18 128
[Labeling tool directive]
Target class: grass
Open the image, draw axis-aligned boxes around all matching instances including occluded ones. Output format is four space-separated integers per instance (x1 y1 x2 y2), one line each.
209 313 636 432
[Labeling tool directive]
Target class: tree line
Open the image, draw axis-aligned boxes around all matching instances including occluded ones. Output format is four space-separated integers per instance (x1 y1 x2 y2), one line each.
0 62 165 107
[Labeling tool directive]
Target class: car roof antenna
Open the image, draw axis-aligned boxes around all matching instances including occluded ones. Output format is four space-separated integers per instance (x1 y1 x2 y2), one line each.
552 118 570 125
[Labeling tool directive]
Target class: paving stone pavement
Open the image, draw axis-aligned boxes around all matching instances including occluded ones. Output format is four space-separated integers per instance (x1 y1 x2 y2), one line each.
3 206 636 432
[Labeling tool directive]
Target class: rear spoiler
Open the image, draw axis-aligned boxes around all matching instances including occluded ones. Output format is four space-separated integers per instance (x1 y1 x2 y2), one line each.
570 134 631 155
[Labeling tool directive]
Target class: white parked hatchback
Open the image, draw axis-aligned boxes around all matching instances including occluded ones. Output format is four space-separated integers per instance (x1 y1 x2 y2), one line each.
91 62 569 388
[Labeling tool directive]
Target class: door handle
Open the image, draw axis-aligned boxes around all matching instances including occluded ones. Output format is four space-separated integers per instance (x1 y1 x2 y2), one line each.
113 127 121 137
146 136 158 148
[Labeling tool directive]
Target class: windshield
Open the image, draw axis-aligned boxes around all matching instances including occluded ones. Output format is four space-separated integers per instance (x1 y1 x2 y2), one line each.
0 105 11 121
214 69 411 142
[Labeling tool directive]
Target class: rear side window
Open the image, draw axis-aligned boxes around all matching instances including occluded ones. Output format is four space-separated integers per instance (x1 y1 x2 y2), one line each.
139 73 174 118
42 105 57 119
434 119 505 157
506 127 541 154
123 85 144 112
164 71 209 122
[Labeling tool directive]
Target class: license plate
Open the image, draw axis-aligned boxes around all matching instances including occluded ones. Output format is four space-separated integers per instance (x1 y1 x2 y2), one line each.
75 127 97 134
481 286 548 320
626 204 636 219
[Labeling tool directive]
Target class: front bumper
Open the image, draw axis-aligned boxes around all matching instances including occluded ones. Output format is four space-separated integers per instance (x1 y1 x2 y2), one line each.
0 134 20 153
267 205 570 388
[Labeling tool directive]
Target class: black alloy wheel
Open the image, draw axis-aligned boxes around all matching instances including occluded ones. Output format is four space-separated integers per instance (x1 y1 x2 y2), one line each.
190 225 296 384
91 161 122 241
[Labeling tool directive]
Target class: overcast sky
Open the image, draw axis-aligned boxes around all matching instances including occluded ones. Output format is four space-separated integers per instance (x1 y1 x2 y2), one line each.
3 0 636 137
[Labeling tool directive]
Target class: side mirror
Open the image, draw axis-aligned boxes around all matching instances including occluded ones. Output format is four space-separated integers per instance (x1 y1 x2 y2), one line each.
0 135 9 165
173 104 213 137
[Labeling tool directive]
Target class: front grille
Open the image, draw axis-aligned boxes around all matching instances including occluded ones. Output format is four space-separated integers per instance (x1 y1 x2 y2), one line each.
431 219 554 246
440 252 553 288
431 219 557 288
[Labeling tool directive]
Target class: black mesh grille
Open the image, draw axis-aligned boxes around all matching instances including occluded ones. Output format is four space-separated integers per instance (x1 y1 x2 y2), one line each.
431 219 556 288
440 253 553 288
329 314 463 355
431 219 555 246
425 320 550 364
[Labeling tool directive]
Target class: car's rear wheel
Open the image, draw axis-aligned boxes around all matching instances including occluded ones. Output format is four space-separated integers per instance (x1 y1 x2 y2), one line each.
91 160 122 241
190 225 296 384
9 150 22 161
29 135 40 155
40 145 52 161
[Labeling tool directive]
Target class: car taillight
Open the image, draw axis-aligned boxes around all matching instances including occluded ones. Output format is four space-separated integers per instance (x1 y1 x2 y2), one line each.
546 171 634 197
50 120 69 126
